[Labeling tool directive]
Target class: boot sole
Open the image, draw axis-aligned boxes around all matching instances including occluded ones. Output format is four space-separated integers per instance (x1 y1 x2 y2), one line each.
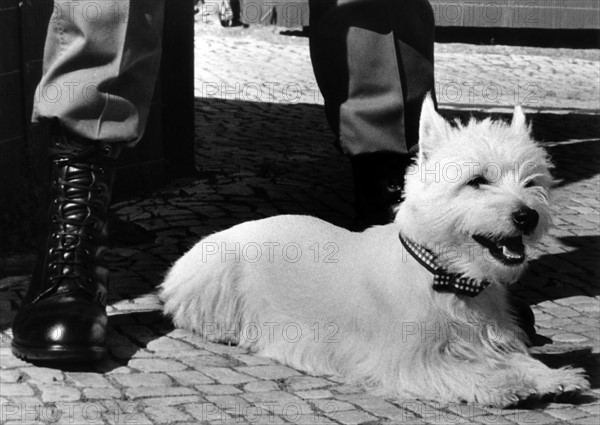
12 342 106 363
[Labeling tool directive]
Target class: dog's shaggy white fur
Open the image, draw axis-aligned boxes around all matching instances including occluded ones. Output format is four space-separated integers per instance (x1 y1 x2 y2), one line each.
160 97 589 406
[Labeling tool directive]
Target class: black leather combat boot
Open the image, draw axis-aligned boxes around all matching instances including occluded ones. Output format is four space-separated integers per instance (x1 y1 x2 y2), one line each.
12 135 120 362
350 153 413 231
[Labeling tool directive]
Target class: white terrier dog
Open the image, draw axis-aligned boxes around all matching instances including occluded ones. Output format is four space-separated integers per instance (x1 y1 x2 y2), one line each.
160 96 589 406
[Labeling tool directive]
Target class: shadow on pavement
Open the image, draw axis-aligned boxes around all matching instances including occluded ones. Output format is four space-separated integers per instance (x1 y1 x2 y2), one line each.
99 311 175 372
532 349 600 391
545 139 600 188
518 235 600 302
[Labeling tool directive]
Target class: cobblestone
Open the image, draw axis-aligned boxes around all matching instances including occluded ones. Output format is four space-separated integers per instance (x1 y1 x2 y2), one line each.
110 373 172 388
0 384 35 397
197 367 258 384
21 367 63 384
327 409 378 425
500 410 561 425
545 406 590 421
551 332 591 343
179 355 240 369
236 365 303 380
295 389 333 399
124 386 197 399
194 384 243 396
168 370 214 386
145 405 192 423
82 387 122 399
0 369 22 383
38 385 81 403
285 376 333 391
66 372 112 388
1 12 599 425
572 416 600 425
127 358 187 372
184 402 232 422
145 336 197 353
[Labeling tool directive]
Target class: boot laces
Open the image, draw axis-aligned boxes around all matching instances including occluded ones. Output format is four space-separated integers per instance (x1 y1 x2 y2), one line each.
33 161 108 303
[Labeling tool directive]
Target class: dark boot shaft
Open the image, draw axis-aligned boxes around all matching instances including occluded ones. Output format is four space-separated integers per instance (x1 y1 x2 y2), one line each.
351 152 413 230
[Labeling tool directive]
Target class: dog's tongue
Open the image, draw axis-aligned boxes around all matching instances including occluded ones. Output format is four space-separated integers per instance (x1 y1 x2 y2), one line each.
497 237 525 260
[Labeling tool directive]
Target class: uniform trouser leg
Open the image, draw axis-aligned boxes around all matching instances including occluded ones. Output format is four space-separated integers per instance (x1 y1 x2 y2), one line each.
33 0 165 145
308 0 435 156
308 0 435 228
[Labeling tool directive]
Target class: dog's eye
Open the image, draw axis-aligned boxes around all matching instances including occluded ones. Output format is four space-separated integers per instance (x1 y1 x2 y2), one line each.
525 179 538 188
467 176 489 188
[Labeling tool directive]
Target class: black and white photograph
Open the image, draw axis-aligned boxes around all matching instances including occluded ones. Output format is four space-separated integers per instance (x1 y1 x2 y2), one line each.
1 0 599 423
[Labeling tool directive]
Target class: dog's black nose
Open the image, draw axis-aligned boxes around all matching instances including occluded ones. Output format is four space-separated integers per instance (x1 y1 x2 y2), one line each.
513 207 539 234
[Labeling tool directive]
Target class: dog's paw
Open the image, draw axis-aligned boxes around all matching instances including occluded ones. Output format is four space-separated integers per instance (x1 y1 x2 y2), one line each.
502 388 540 408
533 367 590 397
478 383 538 408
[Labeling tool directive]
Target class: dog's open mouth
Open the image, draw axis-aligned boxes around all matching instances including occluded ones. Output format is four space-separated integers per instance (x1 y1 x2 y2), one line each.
472 234 525 266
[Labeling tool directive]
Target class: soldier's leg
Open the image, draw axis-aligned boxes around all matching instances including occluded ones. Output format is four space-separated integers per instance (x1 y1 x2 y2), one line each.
309 0 435 229
12 0 165 362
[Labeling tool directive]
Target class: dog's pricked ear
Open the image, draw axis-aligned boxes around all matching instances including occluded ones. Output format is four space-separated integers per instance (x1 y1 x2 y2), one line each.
418 94 449 161
511 105 529 133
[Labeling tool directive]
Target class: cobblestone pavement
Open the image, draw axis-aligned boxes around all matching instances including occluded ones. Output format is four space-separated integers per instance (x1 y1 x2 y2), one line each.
1 19 599 425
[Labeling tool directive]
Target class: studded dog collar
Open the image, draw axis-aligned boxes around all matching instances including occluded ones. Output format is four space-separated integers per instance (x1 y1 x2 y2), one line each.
399 234 491 297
